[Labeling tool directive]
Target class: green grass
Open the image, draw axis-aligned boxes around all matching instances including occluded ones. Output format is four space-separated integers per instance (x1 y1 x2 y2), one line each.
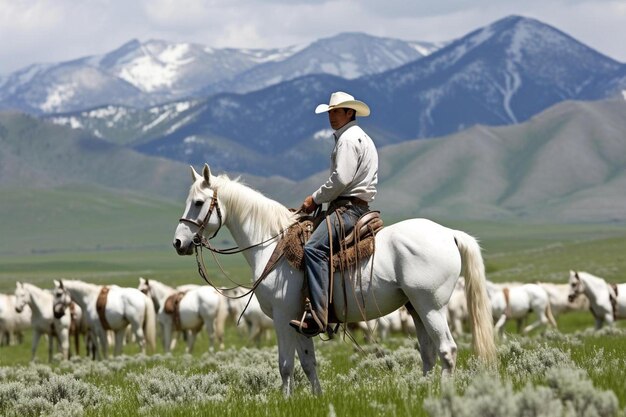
2 188 626 416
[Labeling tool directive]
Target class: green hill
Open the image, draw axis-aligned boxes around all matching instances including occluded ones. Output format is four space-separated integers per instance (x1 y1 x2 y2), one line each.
373 99 626 222
2 98 626 224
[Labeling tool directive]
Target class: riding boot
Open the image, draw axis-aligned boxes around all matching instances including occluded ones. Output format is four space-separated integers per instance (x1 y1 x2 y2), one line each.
289 298 325 337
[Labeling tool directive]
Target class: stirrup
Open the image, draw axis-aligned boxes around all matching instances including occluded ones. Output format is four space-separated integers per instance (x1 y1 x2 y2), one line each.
289 306 324 337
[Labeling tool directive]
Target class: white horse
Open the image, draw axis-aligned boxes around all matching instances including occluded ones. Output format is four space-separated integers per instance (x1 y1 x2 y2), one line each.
138 277 228 353
486 282 557 337
53 279 156 359
538 282 589 317
0 293 31 346
172 165 496 395
14 282 71 361
568 270 626 329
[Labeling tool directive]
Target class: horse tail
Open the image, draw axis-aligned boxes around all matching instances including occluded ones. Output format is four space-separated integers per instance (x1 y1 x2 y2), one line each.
143 295 157 353
453 230 497 364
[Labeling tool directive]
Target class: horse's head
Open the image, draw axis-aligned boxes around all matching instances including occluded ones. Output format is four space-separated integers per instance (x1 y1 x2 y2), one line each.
568 270 583 302
14 281 27 313
173 164 224 256
52 279 71 319
138 277 151 295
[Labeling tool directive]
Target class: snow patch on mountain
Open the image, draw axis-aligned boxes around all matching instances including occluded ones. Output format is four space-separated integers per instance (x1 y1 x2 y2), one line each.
166 114 196 135
446 26 495 67
50 115 83 129
42 84 77 113
115 43 197 93
85 105 128 120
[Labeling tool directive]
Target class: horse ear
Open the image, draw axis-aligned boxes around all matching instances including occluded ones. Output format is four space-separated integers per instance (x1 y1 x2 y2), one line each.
202 164 211 186
574 271 579 279
191 166 201 182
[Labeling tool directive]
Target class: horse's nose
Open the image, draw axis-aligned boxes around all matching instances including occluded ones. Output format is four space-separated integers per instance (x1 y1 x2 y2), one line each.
173 239 182 250
15 306 22 313
568 295 575 302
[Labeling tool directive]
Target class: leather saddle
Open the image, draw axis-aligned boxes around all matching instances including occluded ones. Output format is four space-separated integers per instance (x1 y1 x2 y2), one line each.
281 210 384 271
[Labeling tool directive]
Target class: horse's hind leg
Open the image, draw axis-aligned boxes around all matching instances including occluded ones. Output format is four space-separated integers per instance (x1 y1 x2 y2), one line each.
411 304 458 375
408 310 437 374
130 322 146 354
114 330 125 356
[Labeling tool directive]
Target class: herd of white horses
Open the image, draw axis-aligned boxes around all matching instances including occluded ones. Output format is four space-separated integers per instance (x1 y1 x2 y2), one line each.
0 270 623 362
1 166 625 396
0 278 274 361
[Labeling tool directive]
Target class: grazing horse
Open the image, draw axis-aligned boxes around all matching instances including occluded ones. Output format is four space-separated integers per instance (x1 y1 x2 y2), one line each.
568 270 626 329
486 282 557 337
172 164 496 395
0 293 31 346
52 279 156 359
138 278 228 353
14 282 71 361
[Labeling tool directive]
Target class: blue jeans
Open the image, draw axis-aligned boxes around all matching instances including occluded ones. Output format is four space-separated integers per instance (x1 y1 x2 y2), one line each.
304 203 369 325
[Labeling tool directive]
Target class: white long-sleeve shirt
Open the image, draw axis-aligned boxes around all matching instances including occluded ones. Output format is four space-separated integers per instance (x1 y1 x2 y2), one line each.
312 121 378 205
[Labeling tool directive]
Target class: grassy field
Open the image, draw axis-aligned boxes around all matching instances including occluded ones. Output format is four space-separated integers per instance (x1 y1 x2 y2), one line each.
1 195 626 416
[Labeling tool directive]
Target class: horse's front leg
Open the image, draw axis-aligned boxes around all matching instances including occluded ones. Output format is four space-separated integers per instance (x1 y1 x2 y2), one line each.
31 330 42 362
273 318 299 396
295 334 322 395
57 327 70 360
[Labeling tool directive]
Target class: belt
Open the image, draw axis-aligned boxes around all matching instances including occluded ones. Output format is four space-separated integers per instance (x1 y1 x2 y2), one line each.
333 196 369 207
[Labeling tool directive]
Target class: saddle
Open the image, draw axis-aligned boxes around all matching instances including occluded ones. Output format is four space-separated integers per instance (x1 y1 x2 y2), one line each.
280 210 384 271
96 286 112 330
163 292 186 331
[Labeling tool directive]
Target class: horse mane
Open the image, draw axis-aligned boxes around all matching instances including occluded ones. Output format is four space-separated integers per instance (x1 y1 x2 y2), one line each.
201 174 298 241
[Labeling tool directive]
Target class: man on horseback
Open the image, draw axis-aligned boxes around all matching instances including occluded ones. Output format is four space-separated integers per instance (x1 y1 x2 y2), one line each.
289 91 379 337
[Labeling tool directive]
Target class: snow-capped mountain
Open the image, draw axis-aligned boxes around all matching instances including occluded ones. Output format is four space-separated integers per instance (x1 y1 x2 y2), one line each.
0 34 436 114
201 32 441 95
43 16 626 180
366 15 626 139
116 16 624 179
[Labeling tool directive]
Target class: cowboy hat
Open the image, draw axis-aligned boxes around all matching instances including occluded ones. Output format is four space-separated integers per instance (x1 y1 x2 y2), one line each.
314 91 370 117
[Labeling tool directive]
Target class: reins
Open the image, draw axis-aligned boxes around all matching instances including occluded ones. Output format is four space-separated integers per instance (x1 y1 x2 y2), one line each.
184 188 299 302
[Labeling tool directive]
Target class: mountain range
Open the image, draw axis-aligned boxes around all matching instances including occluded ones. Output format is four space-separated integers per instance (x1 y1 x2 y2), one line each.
0 33 439 114
2 97 626 223
1 15 625 224
38 15 626 180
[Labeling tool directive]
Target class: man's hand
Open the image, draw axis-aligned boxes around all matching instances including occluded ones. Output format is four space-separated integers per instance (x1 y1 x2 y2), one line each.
300 195 318 214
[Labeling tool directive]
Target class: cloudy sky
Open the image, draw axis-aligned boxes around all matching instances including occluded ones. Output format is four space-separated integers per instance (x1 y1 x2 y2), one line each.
1 0 624 75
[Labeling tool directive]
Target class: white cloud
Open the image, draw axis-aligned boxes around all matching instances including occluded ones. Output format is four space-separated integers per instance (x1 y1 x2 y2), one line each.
0 0 624 76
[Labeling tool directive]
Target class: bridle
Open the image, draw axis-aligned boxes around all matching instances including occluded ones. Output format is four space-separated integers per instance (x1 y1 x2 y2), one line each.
179 189 223 244
178 186 298 305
